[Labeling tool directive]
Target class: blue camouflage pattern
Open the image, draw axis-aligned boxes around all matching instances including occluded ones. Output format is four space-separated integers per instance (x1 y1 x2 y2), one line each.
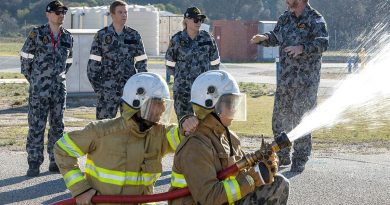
165 30 220 121
259 4 329 165
87 24 148 120
20 24 73 165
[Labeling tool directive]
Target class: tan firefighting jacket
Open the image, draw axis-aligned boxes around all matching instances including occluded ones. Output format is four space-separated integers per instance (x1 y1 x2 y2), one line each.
169 114 255 205
54 115 182 199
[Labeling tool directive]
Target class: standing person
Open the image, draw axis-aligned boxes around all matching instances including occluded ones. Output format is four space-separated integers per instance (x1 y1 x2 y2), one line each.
20 0 73 177
54 73 198 205
169 70 289 205
165 7 220 122
87 0 148 120
250 0 329 172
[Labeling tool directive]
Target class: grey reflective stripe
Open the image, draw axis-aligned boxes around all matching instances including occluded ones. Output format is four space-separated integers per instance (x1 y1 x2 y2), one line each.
89 54 102 61
166 60 176 67
66 58 73 63
226 180 239 201
125 175 155 183
134 54 147 62
64 171 84 185
210 57 220 65
59 137 81 157
85 163 125 181
170 128 178 148
172 177 187 185
20 51 34 59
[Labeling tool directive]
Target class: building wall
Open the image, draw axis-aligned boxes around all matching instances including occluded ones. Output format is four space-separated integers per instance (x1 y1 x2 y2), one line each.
159 15 183 54
66 29 97 93
258 21 279 61
213 20 258 62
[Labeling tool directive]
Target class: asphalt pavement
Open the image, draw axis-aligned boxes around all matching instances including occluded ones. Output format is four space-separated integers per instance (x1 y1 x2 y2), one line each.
0 146 389 205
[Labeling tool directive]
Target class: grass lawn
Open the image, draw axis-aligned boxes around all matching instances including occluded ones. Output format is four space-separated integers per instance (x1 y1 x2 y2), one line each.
0 42 23 56
0 72 25 79
0 82 388 150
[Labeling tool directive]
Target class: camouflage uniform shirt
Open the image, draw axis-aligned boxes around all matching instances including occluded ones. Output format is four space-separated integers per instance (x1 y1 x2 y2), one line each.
20 24 73 165
21 24 73 95
165 30 220 121
87 24 148 119
259 4 329 163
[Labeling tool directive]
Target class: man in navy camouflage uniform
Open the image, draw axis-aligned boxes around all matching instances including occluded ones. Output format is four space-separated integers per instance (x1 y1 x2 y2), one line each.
87 0 147 120
251 0 329 172
20 0 73 177
165 7 220 122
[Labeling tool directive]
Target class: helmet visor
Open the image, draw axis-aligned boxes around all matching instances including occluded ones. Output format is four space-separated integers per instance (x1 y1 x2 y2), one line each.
215 94 247 121
140 97 174 124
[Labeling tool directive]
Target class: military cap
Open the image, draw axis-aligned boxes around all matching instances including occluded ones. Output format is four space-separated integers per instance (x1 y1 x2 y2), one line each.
184 7 206 19
46 1 68 12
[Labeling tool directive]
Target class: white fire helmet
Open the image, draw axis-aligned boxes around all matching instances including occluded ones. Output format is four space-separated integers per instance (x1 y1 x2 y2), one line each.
121 72 173 124
191 70 247 121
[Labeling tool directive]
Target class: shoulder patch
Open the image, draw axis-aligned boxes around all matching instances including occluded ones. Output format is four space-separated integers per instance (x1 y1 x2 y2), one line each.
29 31 37 39
105 35 113 44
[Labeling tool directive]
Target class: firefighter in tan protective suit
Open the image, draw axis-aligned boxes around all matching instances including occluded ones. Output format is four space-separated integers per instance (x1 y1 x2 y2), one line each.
169 70 289 205
54 72 198 205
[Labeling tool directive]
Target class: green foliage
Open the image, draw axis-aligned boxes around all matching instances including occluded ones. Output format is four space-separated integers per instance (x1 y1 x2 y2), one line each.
0 1 389 48
16 8 29 19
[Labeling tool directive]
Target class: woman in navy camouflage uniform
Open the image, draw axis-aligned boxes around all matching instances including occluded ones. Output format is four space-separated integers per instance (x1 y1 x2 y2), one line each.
165 7 220 123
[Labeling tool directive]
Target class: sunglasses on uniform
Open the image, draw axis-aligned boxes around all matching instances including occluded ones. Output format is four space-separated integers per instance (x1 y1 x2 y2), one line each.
51 10 67 15
192 18 205 23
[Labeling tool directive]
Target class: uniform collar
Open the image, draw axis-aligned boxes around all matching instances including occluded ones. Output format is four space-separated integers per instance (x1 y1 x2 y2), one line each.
300 4 311 19
289 4 311 19
44 24 65 34
108 24 116 33
108 24 128 34
201 113 226 137
126 116 154 138
183 29 202 41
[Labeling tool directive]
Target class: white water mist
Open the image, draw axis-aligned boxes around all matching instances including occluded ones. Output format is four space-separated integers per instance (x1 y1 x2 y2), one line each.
288 35 390 142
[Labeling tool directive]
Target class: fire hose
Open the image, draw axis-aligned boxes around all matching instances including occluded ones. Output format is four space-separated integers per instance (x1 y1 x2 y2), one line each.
52 132 291 205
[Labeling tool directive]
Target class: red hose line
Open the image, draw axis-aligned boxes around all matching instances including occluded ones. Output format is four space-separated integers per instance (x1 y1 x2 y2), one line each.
51 164 240 205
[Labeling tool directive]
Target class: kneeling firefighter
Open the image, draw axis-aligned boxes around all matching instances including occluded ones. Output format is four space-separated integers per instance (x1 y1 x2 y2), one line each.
169 70 289 205
54 72 198 205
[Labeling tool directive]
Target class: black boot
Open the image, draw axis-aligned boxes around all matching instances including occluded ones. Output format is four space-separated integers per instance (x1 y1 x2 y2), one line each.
49 161 60 172
26 163 40 177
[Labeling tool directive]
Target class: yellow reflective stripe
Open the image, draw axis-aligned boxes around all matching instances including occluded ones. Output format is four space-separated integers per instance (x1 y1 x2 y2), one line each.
85 159 161 186
57 133 85 158
222 176 241 204
171 171 187 188
64 169 85 188
166 127 180 151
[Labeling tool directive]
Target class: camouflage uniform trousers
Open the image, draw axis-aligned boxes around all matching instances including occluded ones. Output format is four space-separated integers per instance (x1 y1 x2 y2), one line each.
236 175 289 205
26 92 65 165
96 90 122 120
272 83 319 165
173 89 192 122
